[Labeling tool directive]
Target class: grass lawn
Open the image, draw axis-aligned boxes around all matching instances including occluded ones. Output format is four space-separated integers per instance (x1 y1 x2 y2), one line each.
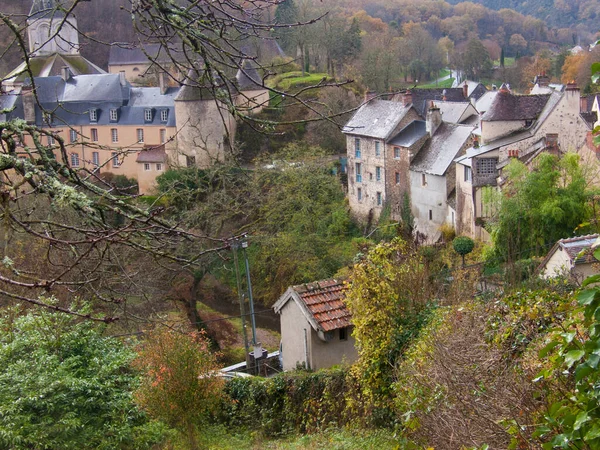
268 71 332 90
419 77 454 88
189 426 401 450
494 56 516 67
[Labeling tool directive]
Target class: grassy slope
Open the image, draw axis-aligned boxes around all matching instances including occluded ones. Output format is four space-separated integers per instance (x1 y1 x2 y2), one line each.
196 426 399 450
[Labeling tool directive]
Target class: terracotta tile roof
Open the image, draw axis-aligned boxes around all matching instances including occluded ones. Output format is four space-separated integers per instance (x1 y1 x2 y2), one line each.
136 145 166 163
482 89 550 122
291 279 351 332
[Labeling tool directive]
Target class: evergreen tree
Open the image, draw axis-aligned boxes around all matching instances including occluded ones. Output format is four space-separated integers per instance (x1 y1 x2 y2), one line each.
273 0 299 54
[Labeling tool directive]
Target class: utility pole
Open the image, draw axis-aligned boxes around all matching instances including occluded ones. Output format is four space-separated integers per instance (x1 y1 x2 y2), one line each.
231 239 250 370
230 234 263 374
241 238 262 374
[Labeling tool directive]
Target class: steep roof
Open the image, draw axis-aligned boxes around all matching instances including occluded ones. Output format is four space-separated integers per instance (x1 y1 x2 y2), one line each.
388 120 427 147
28 74 178 127
236 60 263 91
436 101 477 124
411 88 468 117
30 0 65 19
5 54 105 82
342 99 413 140
475 91 498 115
481 89 550 122
458 80 487 100
273 279 351 333
411 123 474 175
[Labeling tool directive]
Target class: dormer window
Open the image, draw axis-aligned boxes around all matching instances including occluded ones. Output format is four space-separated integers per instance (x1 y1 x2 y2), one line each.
144 108 153 122
109 108 118 122
160 109 169 122
89 109 97 122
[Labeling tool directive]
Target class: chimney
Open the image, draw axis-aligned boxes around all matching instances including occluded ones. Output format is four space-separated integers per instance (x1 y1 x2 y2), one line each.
426 101 442 137
119 70 127 86
22 85 35 124
473 137 479 148
159 72 168 95
565 80 580 113
462 83 468 99
403 89 412 106
61 66 71 82
508 149 519 158
442 89 447 101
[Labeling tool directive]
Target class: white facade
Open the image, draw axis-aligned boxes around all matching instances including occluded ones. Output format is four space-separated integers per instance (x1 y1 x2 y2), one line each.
410 171 449 241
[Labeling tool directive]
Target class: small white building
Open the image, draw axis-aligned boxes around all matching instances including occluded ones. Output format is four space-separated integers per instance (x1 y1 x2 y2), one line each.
273 279 357 372
538 234 599 283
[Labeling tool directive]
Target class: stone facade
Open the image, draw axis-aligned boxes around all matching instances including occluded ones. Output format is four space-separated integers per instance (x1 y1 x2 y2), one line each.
346 106 419 222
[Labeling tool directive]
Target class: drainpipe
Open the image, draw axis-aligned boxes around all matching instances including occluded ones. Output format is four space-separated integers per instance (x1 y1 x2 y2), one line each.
303 328 310 370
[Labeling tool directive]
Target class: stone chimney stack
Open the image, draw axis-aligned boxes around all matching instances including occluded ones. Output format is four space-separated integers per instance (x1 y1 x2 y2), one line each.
403 89 412 106
426 101 442 137
159 72 168 95
565 80 580 114
119 70 127 87
22 85 35 124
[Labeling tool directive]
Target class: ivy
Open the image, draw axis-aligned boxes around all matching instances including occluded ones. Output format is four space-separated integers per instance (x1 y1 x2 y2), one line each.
534 243 600 448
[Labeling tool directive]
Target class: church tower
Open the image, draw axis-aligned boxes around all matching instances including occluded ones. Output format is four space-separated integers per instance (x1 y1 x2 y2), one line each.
27 0 80 56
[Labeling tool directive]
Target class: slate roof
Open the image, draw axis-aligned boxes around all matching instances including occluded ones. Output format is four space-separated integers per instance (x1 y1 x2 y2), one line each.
273 279 351 333
30 0 65 19
436 101 476 124
475 91 498 115
5 54 105 82
136 146 167 163
581 111 598 128
411 123 474 175
482 89 550 122
0 94 22 122
411 88 468 117
388 120 427 147
27 74 178 127
236 60 263 90
342 99 413 140
458 80 487 101
108 43 176 66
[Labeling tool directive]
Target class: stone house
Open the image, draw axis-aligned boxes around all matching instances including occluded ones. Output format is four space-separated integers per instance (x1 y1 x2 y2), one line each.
273 279 357 371
538 234 599 283
342 99 420 221
454 83 591 239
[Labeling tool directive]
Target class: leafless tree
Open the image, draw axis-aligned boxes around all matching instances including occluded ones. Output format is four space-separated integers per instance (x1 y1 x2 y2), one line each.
0 0 362 325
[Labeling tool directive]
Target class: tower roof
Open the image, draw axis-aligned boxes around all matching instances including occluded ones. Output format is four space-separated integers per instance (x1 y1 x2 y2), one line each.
30 0 65 19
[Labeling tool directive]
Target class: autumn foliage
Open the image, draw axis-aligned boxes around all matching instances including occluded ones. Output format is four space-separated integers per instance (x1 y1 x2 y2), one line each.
133 328 224 448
